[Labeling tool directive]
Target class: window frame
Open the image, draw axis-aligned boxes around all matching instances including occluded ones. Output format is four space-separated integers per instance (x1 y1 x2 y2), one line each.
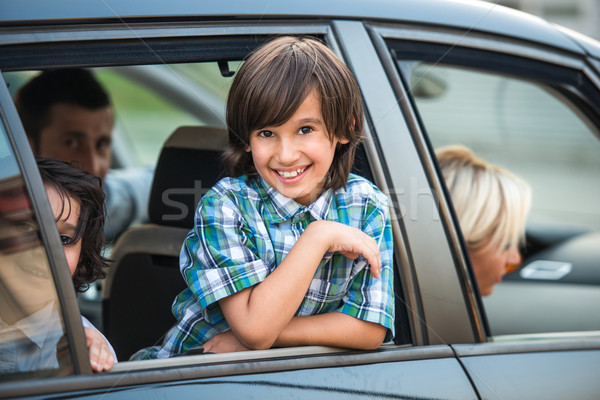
374 21 600 341
0 18 428 397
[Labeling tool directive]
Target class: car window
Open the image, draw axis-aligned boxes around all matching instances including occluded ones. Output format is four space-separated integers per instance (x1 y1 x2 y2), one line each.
411 63 600 231
4 62 231 169
0 125 74 381
398 58 600 337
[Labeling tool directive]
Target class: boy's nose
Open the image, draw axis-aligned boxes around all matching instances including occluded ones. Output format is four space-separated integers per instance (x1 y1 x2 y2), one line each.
276 137 300 164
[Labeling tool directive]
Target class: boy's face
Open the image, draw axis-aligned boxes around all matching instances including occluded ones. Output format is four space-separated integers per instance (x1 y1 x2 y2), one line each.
246 90 348 206
45 184 82 277
35 103 114 180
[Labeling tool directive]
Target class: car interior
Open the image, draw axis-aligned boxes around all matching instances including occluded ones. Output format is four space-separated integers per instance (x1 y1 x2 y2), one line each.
101 122 411 362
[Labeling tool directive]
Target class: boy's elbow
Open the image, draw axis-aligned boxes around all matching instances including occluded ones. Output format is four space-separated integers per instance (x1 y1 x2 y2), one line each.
357 324 387 350
362 335 385 350
234 326 277 350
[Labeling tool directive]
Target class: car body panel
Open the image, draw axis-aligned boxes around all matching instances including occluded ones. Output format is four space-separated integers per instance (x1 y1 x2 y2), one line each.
1 0 600 398
455 342 600 399
2 346 480 399
0 0 584 55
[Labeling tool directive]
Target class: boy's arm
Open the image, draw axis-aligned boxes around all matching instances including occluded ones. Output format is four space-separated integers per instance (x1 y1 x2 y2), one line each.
218 220 381 350
274 312 387 350
203 312 386 353
271 191 394 351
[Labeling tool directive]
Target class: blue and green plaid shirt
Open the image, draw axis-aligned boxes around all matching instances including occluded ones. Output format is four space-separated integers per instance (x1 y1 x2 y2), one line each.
131 173 394 360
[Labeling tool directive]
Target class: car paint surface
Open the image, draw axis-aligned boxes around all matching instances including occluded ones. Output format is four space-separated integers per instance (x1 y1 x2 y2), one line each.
1 0 600 399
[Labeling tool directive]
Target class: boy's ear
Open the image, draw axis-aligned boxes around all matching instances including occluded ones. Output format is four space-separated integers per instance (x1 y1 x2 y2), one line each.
338 137 350 145
245 145 251 152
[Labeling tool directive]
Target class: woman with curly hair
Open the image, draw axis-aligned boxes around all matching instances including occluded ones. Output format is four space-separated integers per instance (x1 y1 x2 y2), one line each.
37 157 115 371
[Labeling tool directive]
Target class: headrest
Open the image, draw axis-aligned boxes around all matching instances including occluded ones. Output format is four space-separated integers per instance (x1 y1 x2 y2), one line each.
149 126 228 228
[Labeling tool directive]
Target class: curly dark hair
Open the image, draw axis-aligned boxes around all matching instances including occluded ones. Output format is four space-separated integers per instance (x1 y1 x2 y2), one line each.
37 158 109 292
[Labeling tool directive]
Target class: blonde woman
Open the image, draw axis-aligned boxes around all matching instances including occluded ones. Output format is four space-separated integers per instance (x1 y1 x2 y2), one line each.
436 145 532 296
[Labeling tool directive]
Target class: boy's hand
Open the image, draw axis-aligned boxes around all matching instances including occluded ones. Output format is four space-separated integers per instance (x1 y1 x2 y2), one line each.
84 327 115 372
203 330 251 353
308 221 381 278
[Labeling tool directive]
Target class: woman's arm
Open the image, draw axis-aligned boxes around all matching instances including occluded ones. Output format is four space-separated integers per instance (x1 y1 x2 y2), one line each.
218 220 381 350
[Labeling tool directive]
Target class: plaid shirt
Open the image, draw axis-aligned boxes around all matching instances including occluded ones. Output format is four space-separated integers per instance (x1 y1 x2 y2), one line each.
131 173 394 360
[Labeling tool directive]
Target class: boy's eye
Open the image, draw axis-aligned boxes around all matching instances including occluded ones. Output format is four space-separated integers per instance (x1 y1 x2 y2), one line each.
257 130 274 138
298 127 312 135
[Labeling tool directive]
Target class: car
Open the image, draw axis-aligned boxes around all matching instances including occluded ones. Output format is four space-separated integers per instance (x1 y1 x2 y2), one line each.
1 0 599 398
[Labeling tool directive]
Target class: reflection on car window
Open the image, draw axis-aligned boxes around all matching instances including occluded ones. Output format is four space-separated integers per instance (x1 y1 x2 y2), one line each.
407 61 600 337
411 63 600 231
0 127 73 381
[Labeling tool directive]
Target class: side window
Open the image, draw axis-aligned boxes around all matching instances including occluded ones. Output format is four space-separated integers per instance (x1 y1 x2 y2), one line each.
95 63 229 168
3 62 232 169
405 61 600 336
0 126 74 380
412 63 600 231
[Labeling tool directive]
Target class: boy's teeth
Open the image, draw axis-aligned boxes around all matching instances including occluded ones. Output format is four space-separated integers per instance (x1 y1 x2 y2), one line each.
278 168 305 178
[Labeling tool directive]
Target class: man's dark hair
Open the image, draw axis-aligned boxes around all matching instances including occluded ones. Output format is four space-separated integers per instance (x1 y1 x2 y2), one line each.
15 69 111 151
37 157 109 292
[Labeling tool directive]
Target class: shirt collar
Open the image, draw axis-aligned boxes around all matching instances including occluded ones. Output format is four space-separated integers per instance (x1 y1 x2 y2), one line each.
15 301 59 348
253 176 333 223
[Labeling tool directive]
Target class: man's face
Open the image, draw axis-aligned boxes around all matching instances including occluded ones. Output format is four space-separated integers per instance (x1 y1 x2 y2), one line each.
35 103 114 180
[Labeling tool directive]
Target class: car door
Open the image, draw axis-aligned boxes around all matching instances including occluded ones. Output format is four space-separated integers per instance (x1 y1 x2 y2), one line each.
0 14 481 399
367 12 600 399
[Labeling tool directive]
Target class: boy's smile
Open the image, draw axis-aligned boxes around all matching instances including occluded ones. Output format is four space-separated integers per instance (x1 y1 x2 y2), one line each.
247 90 348 206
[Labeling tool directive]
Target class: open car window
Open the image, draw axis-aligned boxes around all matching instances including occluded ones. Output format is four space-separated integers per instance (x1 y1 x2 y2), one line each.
2 33 412 369
4 62 232 170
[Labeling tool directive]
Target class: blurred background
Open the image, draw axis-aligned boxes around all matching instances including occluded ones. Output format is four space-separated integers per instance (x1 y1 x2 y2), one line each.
483 0 600 39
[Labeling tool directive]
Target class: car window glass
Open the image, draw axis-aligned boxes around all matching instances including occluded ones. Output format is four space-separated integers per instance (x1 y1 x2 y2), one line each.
0 126 73 381
404 61 600 336
411 63 600 231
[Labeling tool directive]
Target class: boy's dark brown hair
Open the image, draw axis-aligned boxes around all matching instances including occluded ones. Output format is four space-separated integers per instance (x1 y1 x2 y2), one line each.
37 158 109 292
223 36 364 191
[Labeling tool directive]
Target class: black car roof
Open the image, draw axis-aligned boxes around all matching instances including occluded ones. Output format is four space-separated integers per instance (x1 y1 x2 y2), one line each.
0 0 590 55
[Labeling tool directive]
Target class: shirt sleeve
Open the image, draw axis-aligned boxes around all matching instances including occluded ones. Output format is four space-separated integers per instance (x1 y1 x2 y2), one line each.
336 192 395 341
179 190 270 313
104 166 153 240
81 316 118 361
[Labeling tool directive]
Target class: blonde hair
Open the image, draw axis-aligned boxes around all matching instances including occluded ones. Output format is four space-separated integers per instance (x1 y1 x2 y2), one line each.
436 145 531 254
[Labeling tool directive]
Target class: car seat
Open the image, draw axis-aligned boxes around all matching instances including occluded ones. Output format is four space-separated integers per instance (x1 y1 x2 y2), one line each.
102 126 228 361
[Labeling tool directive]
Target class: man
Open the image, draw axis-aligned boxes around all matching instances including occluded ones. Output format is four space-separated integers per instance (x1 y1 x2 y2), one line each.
15 69 152 241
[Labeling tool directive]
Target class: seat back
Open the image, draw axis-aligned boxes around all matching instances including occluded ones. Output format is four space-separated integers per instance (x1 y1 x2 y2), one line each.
102 126 228 360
